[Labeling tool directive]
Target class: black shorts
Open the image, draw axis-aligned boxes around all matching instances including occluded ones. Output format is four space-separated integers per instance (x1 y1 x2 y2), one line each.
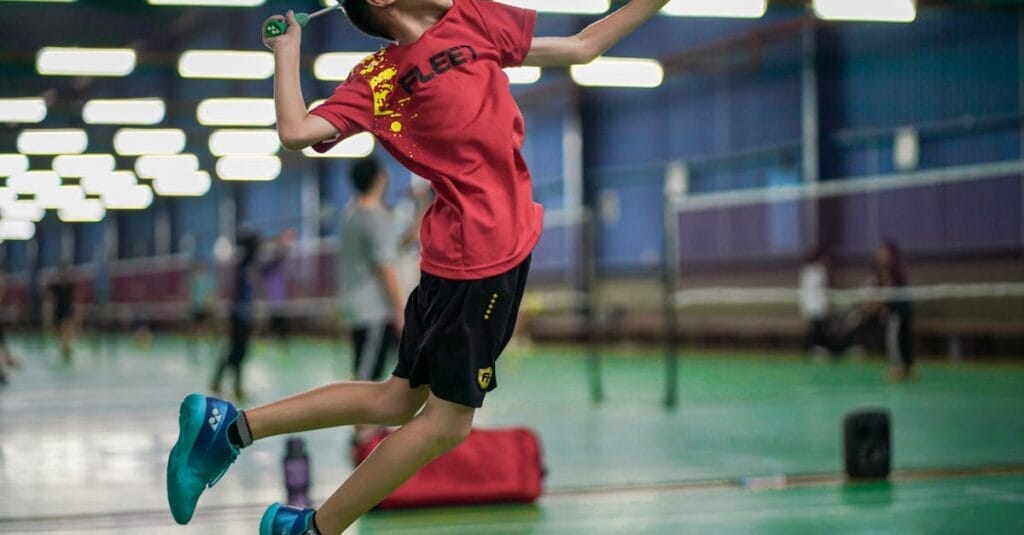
394 255 530 408
352 323 398 382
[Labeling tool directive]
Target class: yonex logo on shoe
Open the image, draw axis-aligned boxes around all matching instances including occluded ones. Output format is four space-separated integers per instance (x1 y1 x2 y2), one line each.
208 406 222 432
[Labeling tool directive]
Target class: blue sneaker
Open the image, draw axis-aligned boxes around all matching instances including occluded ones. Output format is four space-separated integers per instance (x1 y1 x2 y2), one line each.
260 502 316 535
167 393 241 524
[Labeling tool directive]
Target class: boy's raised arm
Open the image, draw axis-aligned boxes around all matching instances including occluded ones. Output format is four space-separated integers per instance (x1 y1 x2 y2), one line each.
264 11 338 151
523 0 669 67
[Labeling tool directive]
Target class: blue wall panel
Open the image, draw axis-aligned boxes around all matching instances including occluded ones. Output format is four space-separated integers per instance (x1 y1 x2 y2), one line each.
583 23 803 269
118 211 155 259
521 103 567 211
238 171 303 237
940 177 1022 250
172 187 222 258
820 10 1021 179
4 242 30 272
37 216 64 268
74 222 106 265
594 169 665 270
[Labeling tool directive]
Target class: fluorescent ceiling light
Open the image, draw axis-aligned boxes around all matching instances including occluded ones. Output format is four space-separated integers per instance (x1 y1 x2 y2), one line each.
83 98 165 125
662 0 766 18
500 0 609 14
135 154 200 179
570 57 664 88
0 188 14 206
813 0 916 22
197 98 275 126
36 185 84 209
1 201 45 223
102 184 153 210
36 47 136 77
0 221 35 241
53 154 115 177
216 155 281 181
504 66 542 85
179 50 274 79
0 98 47 123
314 52 375 81
58 199 106 223
153 171 211 197
17 129 88 155
302 132 374 159
7 170 61 193
0 154 29 177
147 0 263 5
209 129 281 156
114 128 186 155
82 170 138 195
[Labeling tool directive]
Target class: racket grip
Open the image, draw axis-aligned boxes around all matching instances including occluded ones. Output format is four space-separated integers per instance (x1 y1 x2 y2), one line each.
263 13 310 38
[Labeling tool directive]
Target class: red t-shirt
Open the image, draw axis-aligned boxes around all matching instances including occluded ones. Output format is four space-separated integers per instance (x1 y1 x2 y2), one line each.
311 0 542 280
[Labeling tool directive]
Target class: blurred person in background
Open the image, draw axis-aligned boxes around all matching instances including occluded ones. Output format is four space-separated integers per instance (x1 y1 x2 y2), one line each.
187 258 217 363
872 239 915 380
210 229 262 400
0 270 21 384
338 157 406 444
47 265 77 364
262 228 296 357
799 246 843 360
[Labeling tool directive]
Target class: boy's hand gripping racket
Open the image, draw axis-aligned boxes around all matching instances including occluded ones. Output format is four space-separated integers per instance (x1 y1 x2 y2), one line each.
264 6 341 38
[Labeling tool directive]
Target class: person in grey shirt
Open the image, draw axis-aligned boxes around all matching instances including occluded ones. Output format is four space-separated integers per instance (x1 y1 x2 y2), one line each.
338 157 406 393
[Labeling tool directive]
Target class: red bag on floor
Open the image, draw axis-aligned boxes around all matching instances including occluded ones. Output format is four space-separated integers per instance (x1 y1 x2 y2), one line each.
353 427 545 509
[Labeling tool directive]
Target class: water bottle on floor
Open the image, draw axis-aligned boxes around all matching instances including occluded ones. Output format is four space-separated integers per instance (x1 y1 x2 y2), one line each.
283 437 311 507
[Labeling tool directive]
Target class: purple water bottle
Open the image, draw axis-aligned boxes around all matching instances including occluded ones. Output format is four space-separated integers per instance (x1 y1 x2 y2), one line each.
284 437 311 507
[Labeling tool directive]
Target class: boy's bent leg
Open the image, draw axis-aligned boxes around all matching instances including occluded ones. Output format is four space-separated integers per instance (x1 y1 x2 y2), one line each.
315 393 475 534
168 377 426 524
247 376 428 440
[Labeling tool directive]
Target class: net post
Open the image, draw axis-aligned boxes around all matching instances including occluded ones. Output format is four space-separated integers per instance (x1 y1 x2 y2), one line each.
581 207 604 404
663 161 686 409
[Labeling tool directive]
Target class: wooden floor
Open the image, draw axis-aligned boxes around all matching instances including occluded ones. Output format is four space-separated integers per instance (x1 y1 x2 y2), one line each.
1 334 1022 533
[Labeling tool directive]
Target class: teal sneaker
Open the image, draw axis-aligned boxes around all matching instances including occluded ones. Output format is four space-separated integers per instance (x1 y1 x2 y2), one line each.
260 502 317 535
167 393 241 524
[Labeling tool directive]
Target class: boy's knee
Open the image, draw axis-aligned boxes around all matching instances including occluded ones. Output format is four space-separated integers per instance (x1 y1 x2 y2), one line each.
380 399 420 426
422 412 472 452
376 381 425 425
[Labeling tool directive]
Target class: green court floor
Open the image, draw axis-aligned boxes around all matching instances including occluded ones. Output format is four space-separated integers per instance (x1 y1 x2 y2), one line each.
0 334 1022 533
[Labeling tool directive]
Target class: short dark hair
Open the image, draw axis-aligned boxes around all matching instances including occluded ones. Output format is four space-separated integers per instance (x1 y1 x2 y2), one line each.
351 156 384 194
342 0 395 41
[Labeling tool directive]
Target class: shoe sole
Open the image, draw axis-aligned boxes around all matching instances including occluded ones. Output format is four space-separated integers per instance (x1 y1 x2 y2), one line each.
259 502 283 535
167 393 207 524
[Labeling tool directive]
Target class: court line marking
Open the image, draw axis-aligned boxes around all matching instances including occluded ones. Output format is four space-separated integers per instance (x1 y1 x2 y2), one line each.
545 462 1024 496
3 463 1023 527
967 485 1024 504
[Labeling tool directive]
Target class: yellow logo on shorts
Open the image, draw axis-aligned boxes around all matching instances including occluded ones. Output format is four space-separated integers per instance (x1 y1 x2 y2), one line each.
478 367 493 390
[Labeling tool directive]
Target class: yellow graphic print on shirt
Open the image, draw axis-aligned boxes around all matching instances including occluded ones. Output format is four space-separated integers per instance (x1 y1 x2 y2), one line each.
359 50 406 134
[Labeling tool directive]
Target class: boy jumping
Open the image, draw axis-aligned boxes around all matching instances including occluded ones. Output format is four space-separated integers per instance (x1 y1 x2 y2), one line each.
167 0 668 533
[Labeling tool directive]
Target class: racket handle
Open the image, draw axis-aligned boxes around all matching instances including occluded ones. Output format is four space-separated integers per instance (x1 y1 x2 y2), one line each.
264 13 310 38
